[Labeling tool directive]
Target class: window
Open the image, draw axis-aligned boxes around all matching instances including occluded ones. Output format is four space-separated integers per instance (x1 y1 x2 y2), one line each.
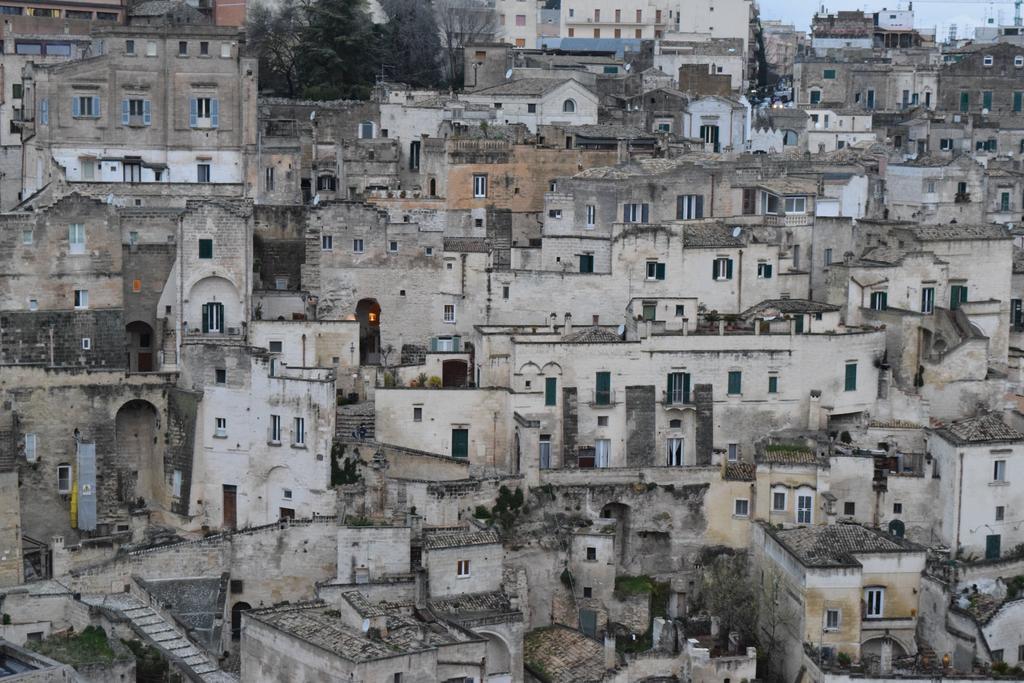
358 121 374 139
586 546 597 561
757 262 773 279
983 54 994 66
72 95 100 118
11 83 22 100
996 505 1005 521
527 103 536 113
870 291 888 310
797 494 813 524
562 99 576 113
28 299 38 311
583 586 592 598
595 371 611 405
667 438 683 466
579 253 594 273
646 261 666 280
22 433 38 462
178 40 188 56
921 287 934 314
197 164 211 183
409 140 420 170
293 417 306 446
353 239 364 253
452 428 469 458
457 559 471 577
545 377 557 406
321 235 333 251
772 491 786 511
268 341 283 353
198 238 213 259
190 97 219 129
893 502 903 514
727 443 739 462
623 203 648 223
823 69 836 79
583 205 596 229
172 470 182 498
712 257 733 280
443 304 456 323
200 41 209 56
1015 92 1023 113
539 435 551 469
57 464 72 494
316 175 337 192
515 13 526 25
994 459 1007 482
950 284 968 310
548 209 562 219
844 362 857 391
844 501 855 516
473 174 487 198
784 196 806 214
122 98 151 126
642 303 656 321
125 39 135 54
1017 56 1024 67
74 289 89 309
960 91 970 112
768 375 779 394
69 223 85 254
825 609 840 631
274 276 288 290
809 90 821 105
425 247 433 256
216 368 226 384
666 372 690 405
940 138 953 151
727 371 742 395
675 305 685 317
824 248 832 265
215 417 227 437
734 499 750 517
983 91 993 110
597 416 608 427
676 194 704 220
264 167 275 191
864 587 884 618
389 240 399 253
502 285 509 299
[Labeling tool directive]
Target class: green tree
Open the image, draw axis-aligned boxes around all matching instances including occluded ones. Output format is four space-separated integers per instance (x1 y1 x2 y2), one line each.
297 0 382 100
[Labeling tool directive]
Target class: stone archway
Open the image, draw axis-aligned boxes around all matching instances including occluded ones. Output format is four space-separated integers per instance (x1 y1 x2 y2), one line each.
479 630 512 677
125 320 155 372
114 399 161 509
231 602 252 641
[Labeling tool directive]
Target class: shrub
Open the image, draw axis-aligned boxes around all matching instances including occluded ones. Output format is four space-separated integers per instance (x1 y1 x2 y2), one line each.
426 375 443 389
836 652 852 667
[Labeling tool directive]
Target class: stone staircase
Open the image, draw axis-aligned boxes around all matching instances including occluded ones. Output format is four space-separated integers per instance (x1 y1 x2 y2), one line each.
81 593 236 682
336 401 376 441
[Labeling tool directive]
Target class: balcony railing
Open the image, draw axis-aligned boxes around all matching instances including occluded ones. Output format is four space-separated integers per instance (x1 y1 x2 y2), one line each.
588 389 616 407
764 213 813 226
662 390 694 407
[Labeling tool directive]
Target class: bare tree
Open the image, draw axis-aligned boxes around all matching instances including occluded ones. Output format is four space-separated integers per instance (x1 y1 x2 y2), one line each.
379 0 443 86
755 566 801 680
247 0 306 97
699 553 758 642
434 0 498 85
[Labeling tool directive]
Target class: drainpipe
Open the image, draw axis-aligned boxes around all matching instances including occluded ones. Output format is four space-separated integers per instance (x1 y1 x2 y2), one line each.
736 249 744 312
301 334 307 366
955 451 964 557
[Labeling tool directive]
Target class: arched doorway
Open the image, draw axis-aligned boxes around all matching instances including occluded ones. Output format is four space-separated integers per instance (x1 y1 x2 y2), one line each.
442 359 468 387
513 431 521 475
126 321 155 372
888 519 905 538
429 178 437 196
355 299 381 365
480 632 511 677
231 602 252 640
602 502 631 565
114 400 161 508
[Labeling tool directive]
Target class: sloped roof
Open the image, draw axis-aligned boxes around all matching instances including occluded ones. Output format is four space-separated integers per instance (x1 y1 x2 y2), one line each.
471 78 576 97
770 523 920 567
910 224 1012 242
742 299 839 317
429 591 514 618
524 625 612 683
682 224 744 248
443 237 489 253
930 413 1024 445
724 462 756 481
423 528 501 550
562 326 623 343
759 446 819 465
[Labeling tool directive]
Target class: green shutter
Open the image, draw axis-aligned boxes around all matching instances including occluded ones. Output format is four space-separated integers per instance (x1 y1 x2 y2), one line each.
768 376 778 394
950 285 967 310
726 259 734 279
1015 92 1023 113
960 91 969 112
198 238 213 259
728 371 741 395
683 372 691 403
845 363 857 391
201 304 209 333
794 316 804 334
451 429 469 458
656 262 666 280
666 373 674 402
545 377 557 406
596 371 611 405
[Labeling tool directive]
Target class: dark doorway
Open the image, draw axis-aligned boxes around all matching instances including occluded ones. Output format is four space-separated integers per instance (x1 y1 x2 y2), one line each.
279 507 295 520
231 602 251 640
223 485 237 530
888 519 905 538
986 534 1001 560
442 359 468 387
355 299 381 365
126 321 155 372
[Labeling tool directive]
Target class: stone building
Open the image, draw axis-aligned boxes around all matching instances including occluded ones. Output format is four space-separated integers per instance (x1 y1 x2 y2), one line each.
938 43 1024 115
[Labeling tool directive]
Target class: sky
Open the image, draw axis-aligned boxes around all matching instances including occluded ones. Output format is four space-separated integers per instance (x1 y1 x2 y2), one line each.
757 0 1019 40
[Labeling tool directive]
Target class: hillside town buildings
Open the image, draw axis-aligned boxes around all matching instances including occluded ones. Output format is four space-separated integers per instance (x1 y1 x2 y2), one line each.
4 1 1024 682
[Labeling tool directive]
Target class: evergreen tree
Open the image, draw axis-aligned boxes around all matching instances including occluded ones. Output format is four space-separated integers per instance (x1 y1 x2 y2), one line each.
297 0 381 100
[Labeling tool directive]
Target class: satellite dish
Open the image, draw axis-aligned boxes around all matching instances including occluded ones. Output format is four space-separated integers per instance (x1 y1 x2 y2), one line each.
105 193 114 205
617 324 625 336
312 194 321 206
982 108 989 115
624 63 631 72
505 68 513 80
309 111 316 121
361 619 370 632
732 226 742 237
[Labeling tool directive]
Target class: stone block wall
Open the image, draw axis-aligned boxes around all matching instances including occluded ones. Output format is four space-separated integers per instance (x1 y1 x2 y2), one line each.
0 309 126 368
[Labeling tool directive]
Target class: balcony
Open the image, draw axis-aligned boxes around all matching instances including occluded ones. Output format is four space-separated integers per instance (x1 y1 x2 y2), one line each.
662 391 694 408
764 213 813 227
954 192 971 204
588 389 617 407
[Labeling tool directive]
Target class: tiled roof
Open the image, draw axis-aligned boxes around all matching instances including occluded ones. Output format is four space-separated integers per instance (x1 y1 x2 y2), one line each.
341 591 404 618
471 78 574 97
423 528 501 550
759 446 819 465
562 326 623 343
682 224 744 248
724 462 756 481
565 124 656 140
869 419 922 429
742 299 840 316
443 237 489 253
910 224 1012 242
960 592 1002 623
770 523 920 567
930 413 1024 445
524 625 611 683
429 591 513 617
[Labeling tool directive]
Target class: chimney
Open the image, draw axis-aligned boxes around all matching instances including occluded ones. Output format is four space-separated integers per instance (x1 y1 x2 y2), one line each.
563 313 573 336
549 312 558 333
694 384 714 465
592 314 600 326
604 634 617 670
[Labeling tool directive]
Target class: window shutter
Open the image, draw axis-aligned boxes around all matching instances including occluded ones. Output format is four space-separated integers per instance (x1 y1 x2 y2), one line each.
122 99 129 125
623 204 629 222
656 263 666 280
765 264 773 278
210 98 219 128
72 97 80 117
216 303 224 330
667 373 674 399
91 96 100 118
41 99 48 125
143 99 151 125
683 373 691 402
676 195 684 219
189 98 198 127
695 195 704 218
430 337 438 352
712 259 719 280
641 203 649 223
726 259 734 279
452 335 461 352
201 304 209 333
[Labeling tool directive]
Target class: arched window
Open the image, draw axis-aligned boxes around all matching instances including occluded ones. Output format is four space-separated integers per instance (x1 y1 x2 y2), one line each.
317 175 337 192
562 99 576 113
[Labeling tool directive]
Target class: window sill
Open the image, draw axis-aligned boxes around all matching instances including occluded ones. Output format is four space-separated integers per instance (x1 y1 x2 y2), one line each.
213 433 227 439
457 575 471 579
989 480 1010 486
291 443 307 449
268 440 281 447
732 514 749 520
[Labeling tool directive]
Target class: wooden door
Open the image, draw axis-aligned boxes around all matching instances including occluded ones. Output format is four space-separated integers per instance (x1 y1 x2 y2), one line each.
223 485 237 529
137 352 153 372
